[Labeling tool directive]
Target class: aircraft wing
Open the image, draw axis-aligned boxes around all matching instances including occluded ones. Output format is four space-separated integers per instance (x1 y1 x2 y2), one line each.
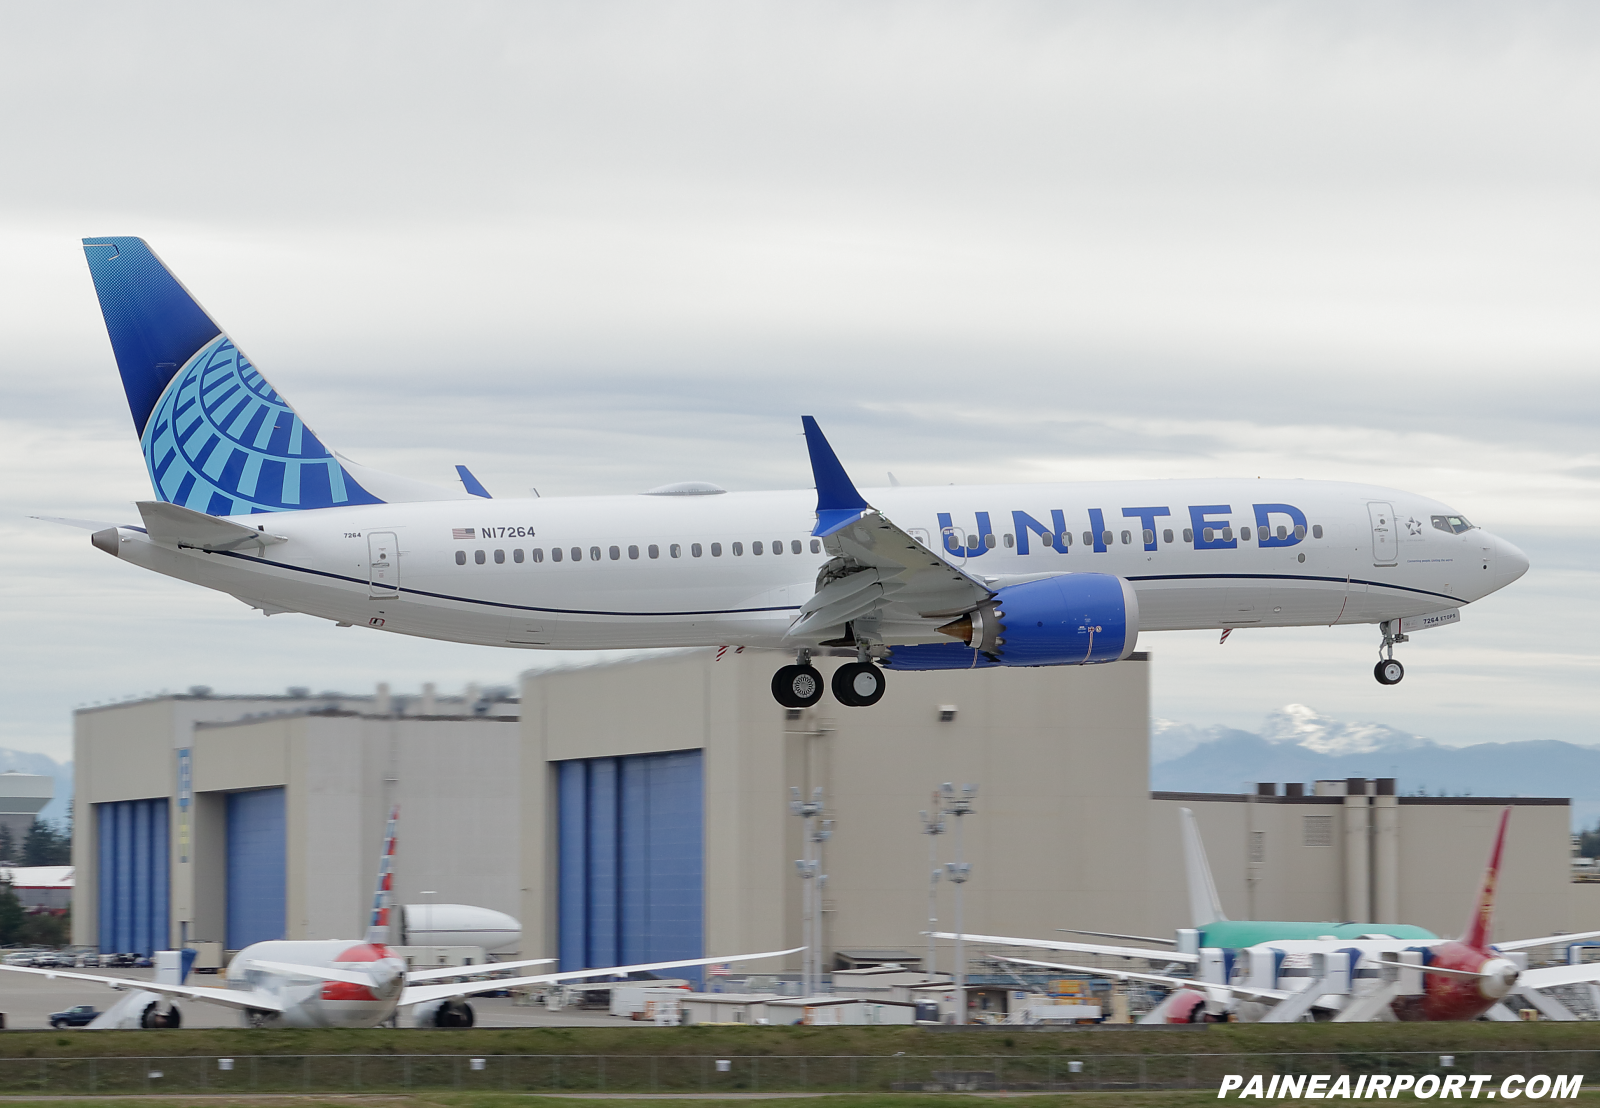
997 955 1290 1003
930 930 1199 965
1514 963 1600 991
405 957 556 984
1495 929 1600 952
0 964 283 1013
398 947 801 1009
784 418 989 644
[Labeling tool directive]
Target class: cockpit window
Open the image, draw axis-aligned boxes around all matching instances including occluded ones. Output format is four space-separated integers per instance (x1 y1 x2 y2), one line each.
1431 514 1474 535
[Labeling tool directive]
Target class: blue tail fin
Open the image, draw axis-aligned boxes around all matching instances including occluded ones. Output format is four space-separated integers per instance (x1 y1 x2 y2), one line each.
82 237 383 515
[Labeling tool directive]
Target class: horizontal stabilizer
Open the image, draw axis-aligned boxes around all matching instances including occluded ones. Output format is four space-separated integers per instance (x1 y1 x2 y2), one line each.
1495 928 1600 952
243 960 379 987
33 515 121 532
137 500 286 552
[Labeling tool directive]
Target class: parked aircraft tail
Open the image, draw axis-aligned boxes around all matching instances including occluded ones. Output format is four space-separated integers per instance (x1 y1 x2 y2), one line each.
1462 807 1511 951
80 238 467 516
1179 807 1227 928
366 805 400 945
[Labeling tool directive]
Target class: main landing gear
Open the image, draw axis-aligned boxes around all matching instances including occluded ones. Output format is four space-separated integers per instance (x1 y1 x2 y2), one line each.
771 650 887 708
1374 620 1408 686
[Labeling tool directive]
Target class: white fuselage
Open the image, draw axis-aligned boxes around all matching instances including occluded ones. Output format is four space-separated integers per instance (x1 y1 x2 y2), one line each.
225 940 405 1028
109 479 1527 651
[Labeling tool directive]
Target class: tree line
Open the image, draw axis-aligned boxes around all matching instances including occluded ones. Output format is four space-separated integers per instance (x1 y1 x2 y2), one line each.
0 817 71 866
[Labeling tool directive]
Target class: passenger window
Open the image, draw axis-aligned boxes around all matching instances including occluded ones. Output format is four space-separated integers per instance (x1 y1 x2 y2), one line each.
1120 530 1131 545
513 548 524 563
810 539 821 553
1312 525 1323 539
1162 529 1173 544
1100 531 1112 546
1003 533 1015 548
692 543 703 557
1183 528 1194 543
1241 527 1251 541
1222 527 1234 542
1082 531 1092 546
474 550 486 564
772 539 783 554
455 550 466 565
572 547 582 561
1203 528 1215 543
984 533 997 549
648 544 659 559
628 545 639 559
1277 525 1288 540
609 546 620 560
552 547 563 562
494 549 505 563
753 541 764 555
1293 525 1306 540
1142 529 1154 545
711 542 722 556
532 548 544 562
1059 532 1072 549
670 544 682 558
791 539 802 554
732 542 743 555
590 546 602 561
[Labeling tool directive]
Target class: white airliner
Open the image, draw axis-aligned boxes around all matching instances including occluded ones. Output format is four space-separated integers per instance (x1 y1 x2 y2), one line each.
60 238 1529 708
0 809 796 1028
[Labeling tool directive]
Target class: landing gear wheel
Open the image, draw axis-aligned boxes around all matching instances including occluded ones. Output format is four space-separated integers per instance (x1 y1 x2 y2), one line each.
1374 659 1405 685
772 664 825 708
832 662 886 706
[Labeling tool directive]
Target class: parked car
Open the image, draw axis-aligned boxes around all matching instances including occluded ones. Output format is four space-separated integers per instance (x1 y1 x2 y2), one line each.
49 1005 100 1028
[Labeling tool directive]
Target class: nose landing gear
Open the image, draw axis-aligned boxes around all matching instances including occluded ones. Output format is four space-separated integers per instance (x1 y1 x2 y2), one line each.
1374 621 1409 685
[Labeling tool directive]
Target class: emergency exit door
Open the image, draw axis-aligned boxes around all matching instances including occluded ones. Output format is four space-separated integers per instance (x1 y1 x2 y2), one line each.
1367 503 1398 566
368 532 399 597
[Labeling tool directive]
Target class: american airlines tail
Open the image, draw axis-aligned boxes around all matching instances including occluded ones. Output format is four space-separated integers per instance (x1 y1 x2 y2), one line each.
366 805 400 945
81 237 468 514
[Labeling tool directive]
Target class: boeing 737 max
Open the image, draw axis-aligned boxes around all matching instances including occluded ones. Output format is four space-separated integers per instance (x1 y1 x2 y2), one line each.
60 238 1529 707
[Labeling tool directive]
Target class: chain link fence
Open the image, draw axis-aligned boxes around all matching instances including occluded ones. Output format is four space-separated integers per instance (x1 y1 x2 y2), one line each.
0 1050 1592 1095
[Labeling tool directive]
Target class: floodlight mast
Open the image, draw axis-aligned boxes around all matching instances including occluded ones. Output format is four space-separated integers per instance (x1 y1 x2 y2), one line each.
941 782 977 1025
918 801 946 978
790 786 829 995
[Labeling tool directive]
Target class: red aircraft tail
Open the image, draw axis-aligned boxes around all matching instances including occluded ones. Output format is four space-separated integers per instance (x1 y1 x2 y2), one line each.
1463 807 1511 951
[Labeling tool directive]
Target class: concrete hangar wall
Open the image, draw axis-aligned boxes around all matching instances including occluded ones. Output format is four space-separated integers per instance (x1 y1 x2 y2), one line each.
72 653 1586 966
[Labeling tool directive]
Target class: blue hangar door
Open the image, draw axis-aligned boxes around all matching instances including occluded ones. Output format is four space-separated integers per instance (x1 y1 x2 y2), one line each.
95 798 169 955
558 750 703 982
226 787 287 950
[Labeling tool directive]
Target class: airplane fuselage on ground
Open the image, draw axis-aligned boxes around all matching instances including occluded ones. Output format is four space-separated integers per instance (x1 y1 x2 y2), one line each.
104 480 1524 652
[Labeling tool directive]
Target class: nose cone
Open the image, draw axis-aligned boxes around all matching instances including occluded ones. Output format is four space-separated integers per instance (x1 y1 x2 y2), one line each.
1495 535 1530 587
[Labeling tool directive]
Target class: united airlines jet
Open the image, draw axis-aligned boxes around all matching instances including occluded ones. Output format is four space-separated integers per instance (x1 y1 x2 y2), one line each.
61 239 1528 708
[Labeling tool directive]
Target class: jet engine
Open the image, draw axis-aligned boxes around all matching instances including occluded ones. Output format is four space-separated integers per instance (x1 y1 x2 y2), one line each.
887 573 1139 670
413 998 476 1027
139 1001 181 1028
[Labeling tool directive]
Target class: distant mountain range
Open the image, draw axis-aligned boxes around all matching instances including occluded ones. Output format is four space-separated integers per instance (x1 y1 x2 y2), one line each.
0 748 72 827
1152 705 1600 830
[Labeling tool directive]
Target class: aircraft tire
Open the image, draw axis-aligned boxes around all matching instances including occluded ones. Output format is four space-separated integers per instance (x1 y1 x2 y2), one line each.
1374 659 1404 685
772 665 824 708
832 662 885 707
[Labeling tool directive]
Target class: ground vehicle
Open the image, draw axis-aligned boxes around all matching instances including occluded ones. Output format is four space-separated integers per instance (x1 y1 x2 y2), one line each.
49 1005 100 1028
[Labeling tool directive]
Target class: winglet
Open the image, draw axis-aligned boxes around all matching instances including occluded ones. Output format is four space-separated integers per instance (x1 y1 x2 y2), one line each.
1180 807 1227 928
1463 807 1511 951
801 416 871 537
455 465 493 499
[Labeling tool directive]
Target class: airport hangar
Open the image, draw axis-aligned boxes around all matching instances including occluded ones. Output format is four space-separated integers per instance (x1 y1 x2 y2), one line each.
71 652 1596 975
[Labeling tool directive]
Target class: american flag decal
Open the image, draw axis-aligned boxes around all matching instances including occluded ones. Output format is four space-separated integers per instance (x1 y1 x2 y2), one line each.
452 528 475 540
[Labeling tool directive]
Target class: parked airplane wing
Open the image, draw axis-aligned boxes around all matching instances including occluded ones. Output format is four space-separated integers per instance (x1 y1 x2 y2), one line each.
996 955 1290 1003
397 947 802 1009
0 964 283 1013
785 417 989 643
929 930 1199 965
405 957 556 984
1514 963 1600 991
1494 929 1600 952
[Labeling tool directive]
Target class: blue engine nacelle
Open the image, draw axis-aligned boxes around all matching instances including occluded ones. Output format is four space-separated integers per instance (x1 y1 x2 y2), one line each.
884 573 1139 670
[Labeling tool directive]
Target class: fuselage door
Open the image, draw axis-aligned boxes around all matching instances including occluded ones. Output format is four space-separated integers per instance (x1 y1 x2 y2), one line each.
1367 503 1398 566
368 532 399 597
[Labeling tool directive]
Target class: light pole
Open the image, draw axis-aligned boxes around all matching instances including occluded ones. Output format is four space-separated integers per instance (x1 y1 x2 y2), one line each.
790 786 829 995
918 802 946 977
941 782 977 1025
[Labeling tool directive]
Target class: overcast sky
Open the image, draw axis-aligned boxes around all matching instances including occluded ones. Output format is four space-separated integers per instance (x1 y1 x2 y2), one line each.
2 2 1598 761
